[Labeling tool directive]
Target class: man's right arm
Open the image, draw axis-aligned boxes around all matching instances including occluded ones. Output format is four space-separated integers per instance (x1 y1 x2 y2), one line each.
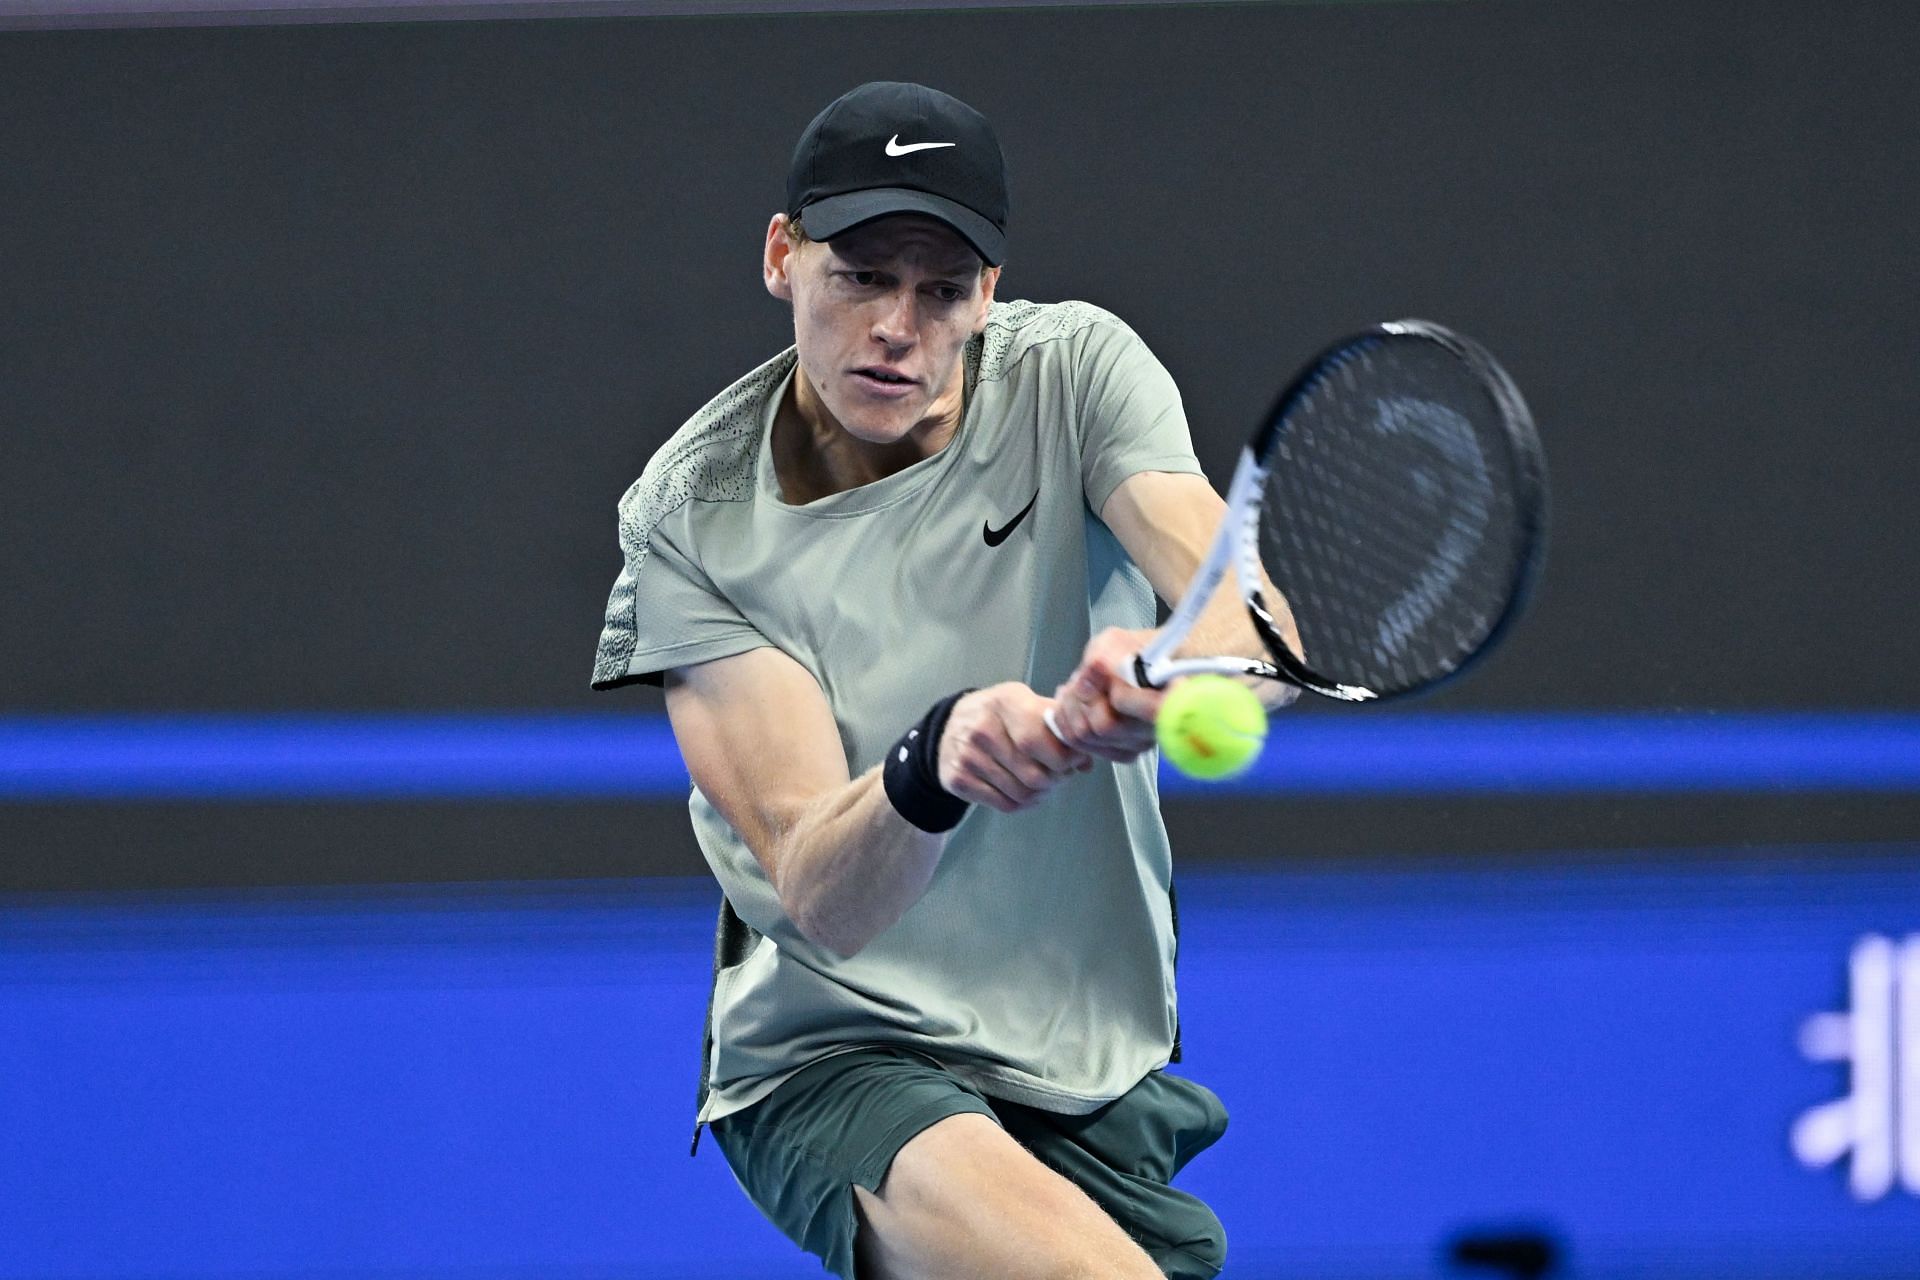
663 647 1088 960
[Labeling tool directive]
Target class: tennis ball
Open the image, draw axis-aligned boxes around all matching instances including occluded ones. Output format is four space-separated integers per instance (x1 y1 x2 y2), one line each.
1156 675 1267 781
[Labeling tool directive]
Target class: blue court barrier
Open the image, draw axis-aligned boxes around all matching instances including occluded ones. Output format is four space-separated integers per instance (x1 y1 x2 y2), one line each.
3 712 1920 799
4 855 1919 1278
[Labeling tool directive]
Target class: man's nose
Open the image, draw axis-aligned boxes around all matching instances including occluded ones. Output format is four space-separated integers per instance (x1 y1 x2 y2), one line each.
872 289 918 349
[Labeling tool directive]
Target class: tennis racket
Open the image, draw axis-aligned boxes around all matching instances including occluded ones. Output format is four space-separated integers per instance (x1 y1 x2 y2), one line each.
1052 318 1545 717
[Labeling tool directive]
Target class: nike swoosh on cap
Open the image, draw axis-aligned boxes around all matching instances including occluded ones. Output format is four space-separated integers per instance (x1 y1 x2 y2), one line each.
983 491 1039 547
885 135 958 157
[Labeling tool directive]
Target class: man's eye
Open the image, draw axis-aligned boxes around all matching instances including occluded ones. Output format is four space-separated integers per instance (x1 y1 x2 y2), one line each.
931 285 965 303
845 271 881 287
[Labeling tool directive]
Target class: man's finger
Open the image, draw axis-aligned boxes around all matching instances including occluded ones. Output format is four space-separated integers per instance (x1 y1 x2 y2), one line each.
1025 711 1090 774
951 750 1036 811
967 714 1056 792
1081 692 1124 740
1048 690 1121 760
1106 681 1163 724
1052 694 1113 756
1070 660 1109 702
950 778 1019 814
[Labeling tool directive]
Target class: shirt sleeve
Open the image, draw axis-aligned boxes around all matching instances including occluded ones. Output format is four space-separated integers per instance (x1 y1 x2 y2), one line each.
1074 315 1205 516
590 500 769 691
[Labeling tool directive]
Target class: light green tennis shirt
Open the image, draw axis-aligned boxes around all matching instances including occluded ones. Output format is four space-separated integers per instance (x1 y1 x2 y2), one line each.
591 299 1205 1126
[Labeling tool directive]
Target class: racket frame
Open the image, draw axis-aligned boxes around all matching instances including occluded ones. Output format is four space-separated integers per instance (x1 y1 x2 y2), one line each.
1133 318 1545 703
1130 446 1378 700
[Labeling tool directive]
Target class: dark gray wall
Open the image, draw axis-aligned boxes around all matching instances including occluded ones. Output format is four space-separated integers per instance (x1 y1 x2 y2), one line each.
4 1 1917 887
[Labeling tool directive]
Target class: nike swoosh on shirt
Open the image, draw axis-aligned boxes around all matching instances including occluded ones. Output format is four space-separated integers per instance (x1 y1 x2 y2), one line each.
983 491 1039 547
886 135 957 157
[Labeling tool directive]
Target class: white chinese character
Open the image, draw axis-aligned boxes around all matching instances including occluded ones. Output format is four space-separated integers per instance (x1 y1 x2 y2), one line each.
1790 934 1920 1201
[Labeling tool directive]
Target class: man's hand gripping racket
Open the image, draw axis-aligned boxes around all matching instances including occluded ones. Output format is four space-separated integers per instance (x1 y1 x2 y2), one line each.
1047 319 1548 777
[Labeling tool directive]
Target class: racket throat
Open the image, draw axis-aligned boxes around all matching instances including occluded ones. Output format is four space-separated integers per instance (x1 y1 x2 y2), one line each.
1246 588 1378 702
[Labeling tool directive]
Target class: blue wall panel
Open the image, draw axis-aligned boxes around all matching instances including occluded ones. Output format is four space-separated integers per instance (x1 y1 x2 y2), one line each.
5 857 1919 1277
5 713 1919 799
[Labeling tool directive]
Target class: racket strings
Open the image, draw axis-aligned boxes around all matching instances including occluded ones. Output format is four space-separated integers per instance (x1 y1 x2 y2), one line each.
1255 337 1527 696
1275 460 1517 686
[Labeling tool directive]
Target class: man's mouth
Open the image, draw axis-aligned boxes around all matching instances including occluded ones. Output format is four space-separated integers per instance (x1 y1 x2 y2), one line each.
852 367 919 395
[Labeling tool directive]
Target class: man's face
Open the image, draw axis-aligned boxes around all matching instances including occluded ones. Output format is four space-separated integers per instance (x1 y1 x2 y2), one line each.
765 213 999 445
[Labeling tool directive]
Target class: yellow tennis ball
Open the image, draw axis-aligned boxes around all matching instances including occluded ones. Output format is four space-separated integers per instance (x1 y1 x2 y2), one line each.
1156 675 1267 781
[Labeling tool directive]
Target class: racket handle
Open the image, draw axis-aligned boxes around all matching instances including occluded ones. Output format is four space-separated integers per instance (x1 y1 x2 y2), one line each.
1043 706 1065 742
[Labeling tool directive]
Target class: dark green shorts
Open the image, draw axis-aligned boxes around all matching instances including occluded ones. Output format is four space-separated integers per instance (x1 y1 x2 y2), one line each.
707 1045 1229 1279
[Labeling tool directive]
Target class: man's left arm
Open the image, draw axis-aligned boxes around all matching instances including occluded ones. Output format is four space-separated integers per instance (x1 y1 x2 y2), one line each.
1048 469 1300 760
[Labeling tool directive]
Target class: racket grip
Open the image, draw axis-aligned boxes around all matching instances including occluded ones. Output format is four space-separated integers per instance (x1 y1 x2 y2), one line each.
1042 706 1065 742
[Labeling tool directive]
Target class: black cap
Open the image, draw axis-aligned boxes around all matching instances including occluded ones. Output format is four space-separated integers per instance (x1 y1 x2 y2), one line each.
786 81 1009 267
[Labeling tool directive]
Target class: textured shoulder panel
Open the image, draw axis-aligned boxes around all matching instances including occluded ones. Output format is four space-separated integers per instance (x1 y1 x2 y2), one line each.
614 346 792 545
592 348 795 688
972 299 1129 385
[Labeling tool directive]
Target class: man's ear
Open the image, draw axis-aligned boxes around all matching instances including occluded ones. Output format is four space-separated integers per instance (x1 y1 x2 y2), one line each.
972 265 1002 334
764 213 797 302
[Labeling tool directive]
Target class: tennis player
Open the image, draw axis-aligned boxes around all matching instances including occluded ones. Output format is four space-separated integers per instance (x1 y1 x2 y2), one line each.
592 81 1292 1280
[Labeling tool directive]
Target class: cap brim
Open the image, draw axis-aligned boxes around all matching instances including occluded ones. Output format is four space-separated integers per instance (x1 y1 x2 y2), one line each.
799 187 1006 266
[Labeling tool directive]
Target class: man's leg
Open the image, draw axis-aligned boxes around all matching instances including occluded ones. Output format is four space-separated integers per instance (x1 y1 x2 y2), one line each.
852 1112 1165 1280
990 1072 1230 1280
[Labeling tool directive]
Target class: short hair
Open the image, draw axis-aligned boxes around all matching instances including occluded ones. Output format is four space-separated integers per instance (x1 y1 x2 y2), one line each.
784 214 995 279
